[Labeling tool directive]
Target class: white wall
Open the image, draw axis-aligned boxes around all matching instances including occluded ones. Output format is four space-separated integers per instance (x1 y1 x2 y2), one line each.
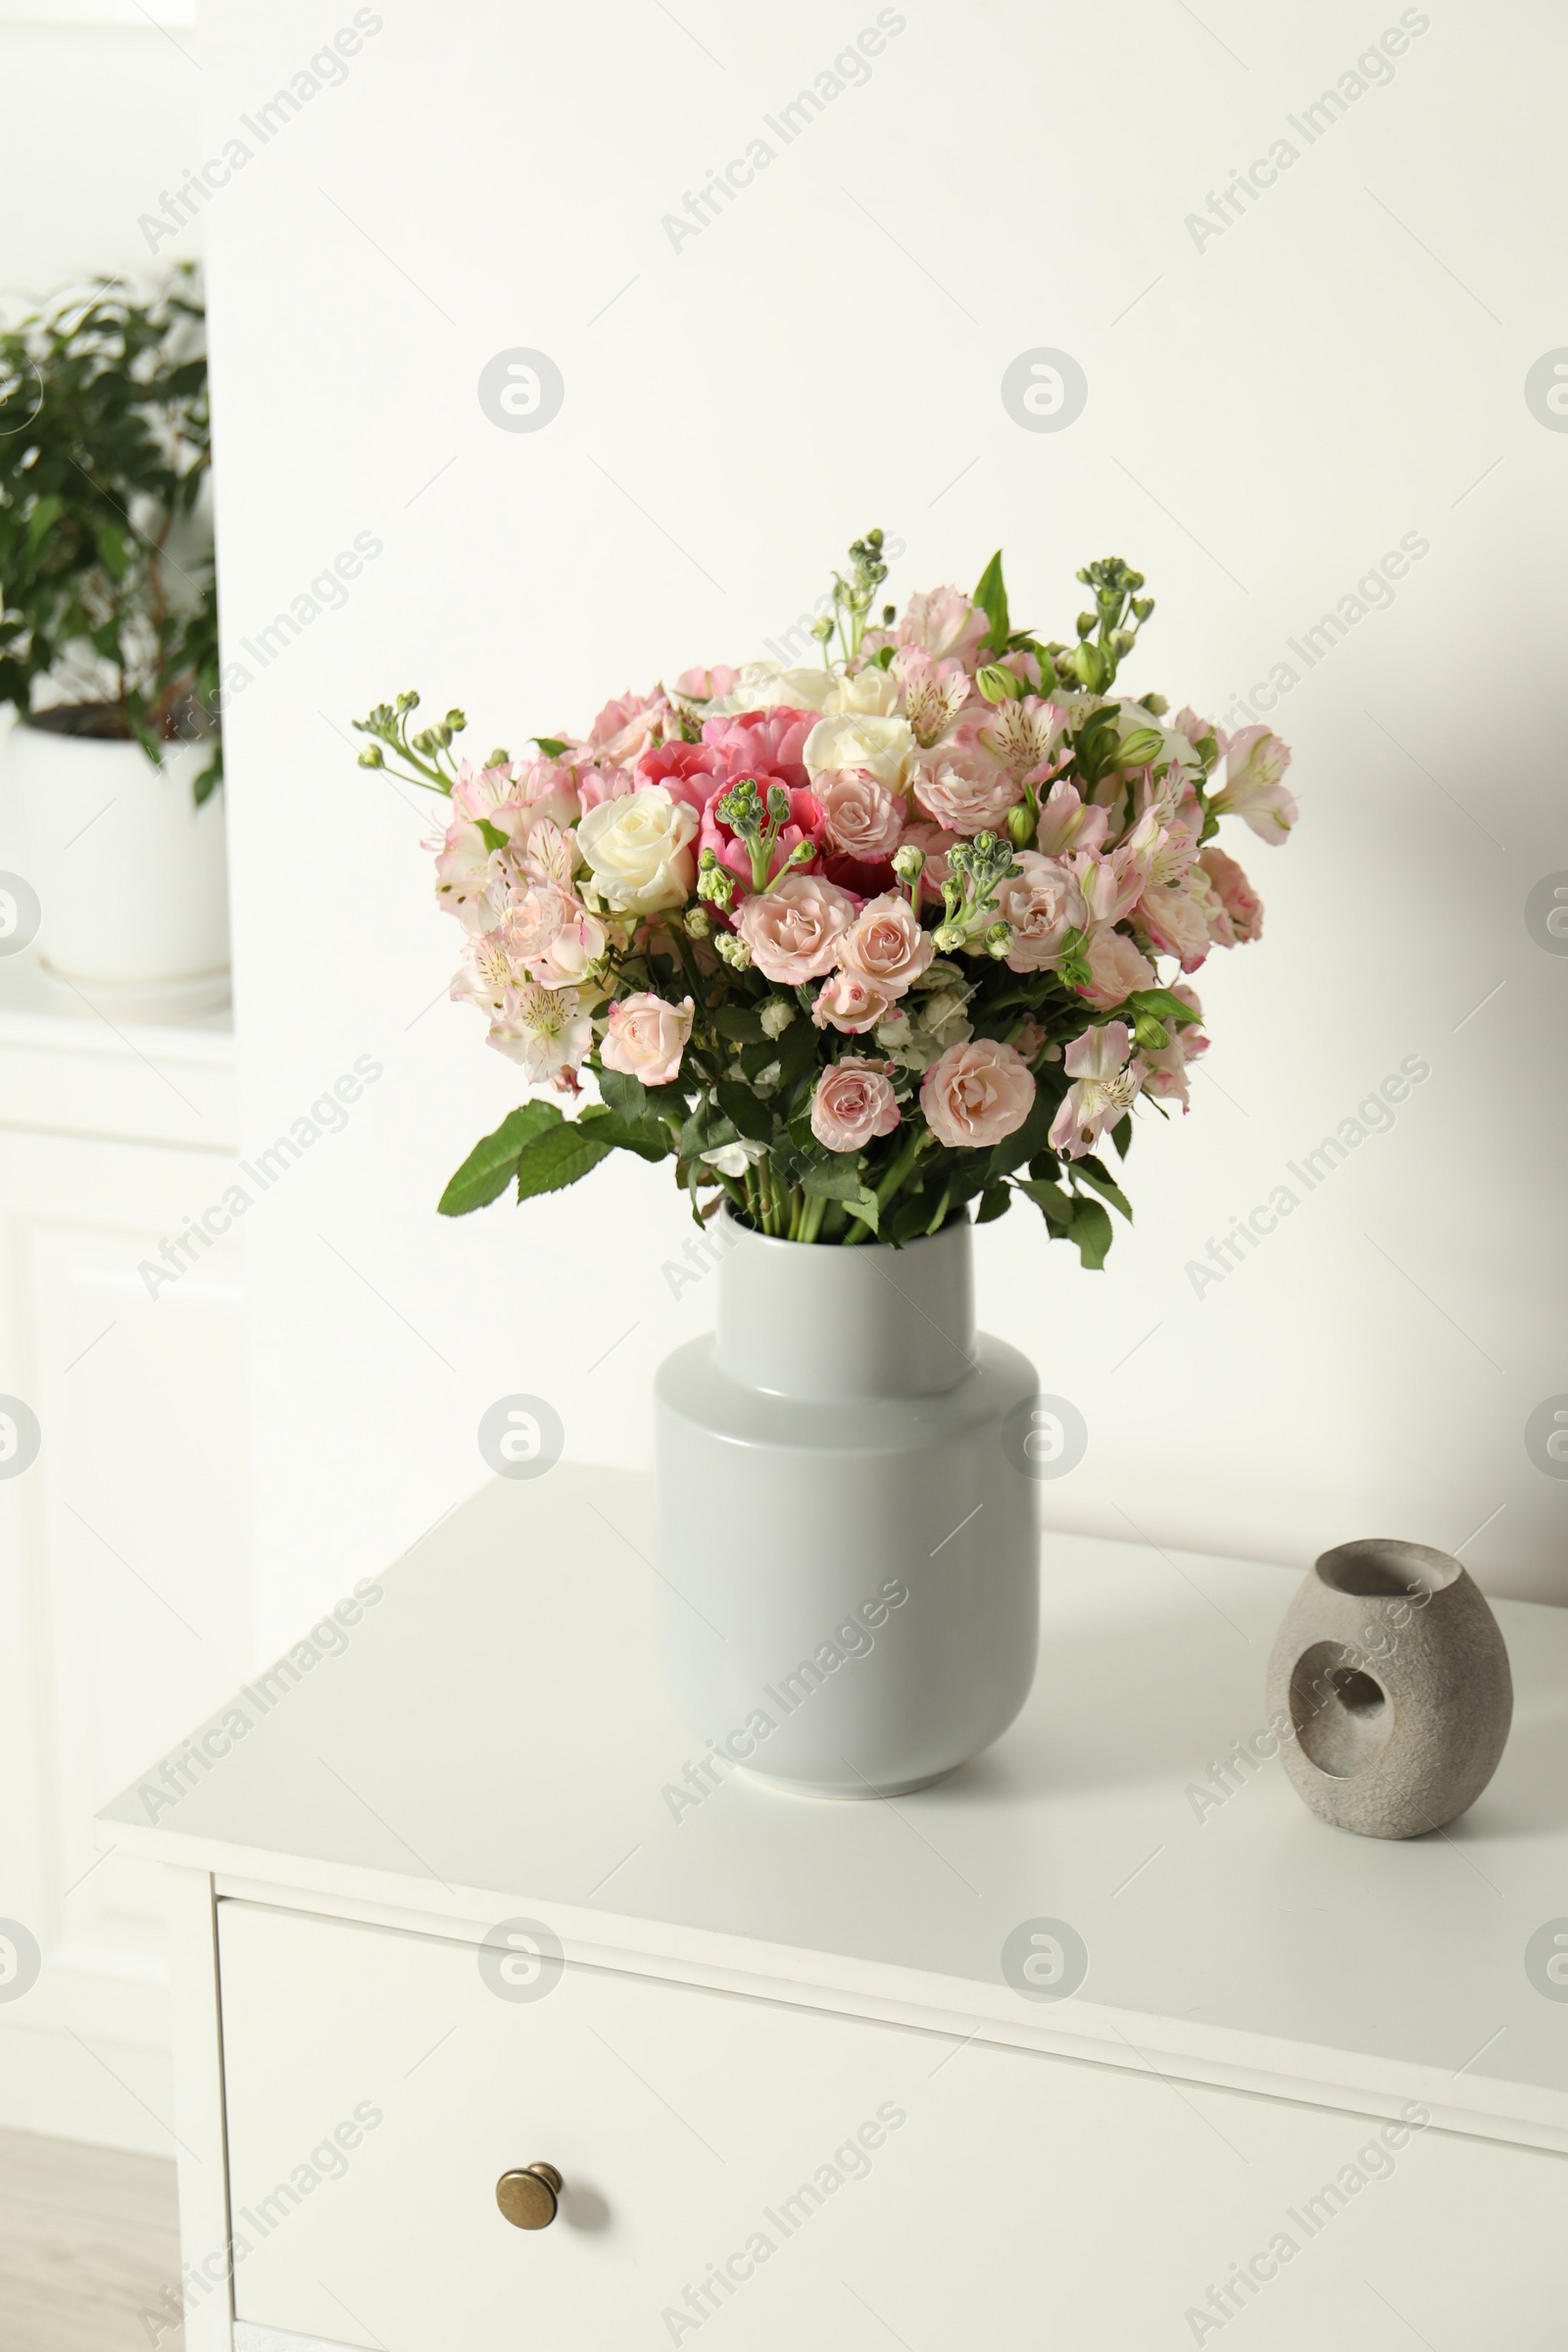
0 12 200 305
197 0 1568 1635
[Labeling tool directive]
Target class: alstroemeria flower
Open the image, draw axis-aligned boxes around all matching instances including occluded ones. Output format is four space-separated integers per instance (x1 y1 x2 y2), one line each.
1048 1022 1148 1159
1211 725 1298 843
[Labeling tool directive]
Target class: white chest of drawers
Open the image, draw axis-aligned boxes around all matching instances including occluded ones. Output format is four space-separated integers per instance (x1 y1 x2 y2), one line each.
100 1466 1568 2350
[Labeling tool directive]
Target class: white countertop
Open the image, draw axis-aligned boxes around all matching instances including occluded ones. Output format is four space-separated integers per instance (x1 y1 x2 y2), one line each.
100 1465 1568 2151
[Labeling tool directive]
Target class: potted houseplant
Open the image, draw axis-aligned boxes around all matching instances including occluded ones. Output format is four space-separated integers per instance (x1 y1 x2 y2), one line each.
0 267 227 1017
354 533 1298 1795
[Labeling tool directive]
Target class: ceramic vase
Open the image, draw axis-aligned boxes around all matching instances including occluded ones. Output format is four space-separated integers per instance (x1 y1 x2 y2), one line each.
1265 1538 1513 1838
654 1211 1039 1798
3 715 229 1020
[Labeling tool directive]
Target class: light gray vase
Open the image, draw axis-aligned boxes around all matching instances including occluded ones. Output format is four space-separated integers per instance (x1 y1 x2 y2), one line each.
654 1212 1039 1798
1265 1539 1513 1838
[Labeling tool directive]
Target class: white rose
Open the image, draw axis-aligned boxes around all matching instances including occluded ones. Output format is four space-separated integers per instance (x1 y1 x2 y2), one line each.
823 664 901 718
575 786 698 914
709 660 835 713
803 710 917 792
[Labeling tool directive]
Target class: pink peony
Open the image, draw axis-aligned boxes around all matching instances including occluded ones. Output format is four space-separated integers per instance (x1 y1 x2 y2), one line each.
818 767 905 860
700 778 825 888
994 852 1085 974
1048 1023 1147 1160
809 1056 902 1152
581 691 669 767
811 970 897 1033
920 1037 1035 1150
1199 845 1263 946
911 732 1023 837
736 872 857 984
1077 927 1155 1009
600 991 693 1086
836 892 936 999
701 705 816 792
635 738 724 813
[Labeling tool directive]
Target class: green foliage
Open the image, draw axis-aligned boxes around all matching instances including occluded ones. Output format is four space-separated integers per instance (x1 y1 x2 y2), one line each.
0 266 220 798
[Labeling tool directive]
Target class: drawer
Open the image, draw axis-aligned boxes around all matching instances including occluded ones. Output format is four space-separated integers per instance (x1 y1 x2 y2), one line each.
218 1901 1568 2351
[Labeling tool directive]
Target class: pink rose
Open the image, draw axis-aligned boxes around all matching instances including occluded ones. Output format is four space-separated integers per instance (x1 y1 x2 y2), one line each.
1199 845 1263 946
837 892 936 999
810 1056 902 1152
994 852 1085 973
581 691 669 766
1135 878 1213 974
600 992 694 1087
1077 928 1155 1009
818 767 905 859
911 732 1023 837
574 762 639 812
897 819 959 909
889 584 990 668
919 1037 1036 1151
735 872 857 984
811 970 897 1033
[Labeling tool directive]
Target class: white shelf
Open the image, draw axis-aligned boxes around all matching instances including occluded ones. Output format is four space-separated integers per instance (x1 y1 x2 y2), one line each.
99 1464 1568 2154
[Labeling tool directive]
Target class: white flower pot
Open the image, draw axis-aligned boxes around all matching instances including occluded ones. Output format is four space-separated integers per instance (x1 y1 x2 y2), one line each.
2 714 229 1020
654 1211 1040 1798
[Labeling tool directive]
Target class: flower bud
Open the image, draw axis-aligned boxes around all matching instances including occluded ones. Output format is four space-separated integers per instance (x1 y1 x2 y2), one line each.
683 906 711 940
985 921 1012 960
712 930 752 971
1004 801 1035 849
975 663 1020 705
445 709 467 731
1117 727 1164 768
760 997 796 1038
357 743 384 768
485 747 511 769
1132 1010 1170 1052
891 843 925 883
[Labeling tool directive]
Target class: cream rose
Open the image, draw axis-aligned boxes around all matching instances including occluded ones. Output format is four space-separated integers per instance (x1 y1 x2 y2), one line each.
822 665 901 718
818 769 904 859
576 785 698 914
735 872 857 984
919 1037 1035 1150
708 660 835 712
600 991 693 1086
809 1057 902 1152
803 710 916 793
837 892 936 999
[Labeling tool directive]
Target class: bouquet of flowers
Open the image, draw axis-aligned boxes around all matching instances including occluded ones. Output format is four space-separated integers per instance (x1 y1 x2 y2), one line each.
354 535 1295 1260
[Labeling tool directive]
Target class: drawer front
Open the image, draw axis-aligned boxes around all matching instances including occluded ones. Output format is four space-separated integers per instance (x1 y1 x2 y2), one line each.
219 1901 1567 2351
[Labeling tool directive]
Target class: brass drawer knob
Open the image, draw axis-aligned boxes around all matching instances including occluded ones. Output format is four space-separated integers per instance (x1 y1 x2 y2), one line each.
496 2162 563 2230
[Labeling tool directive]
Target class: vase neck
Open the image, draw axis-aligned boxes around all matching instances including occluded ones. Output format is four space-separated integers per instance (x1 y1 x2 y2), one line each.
712 1213 976 1399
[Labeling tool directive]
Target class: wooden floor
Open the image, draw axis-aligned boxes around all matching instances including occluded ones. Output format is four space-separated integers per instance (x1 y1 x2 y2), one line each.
0 2127 182 2351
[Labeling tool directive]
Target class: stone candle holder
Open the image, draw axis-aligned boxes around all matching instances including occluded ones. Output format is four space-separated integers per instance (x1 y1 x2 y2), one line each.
1265 1539 1513 1839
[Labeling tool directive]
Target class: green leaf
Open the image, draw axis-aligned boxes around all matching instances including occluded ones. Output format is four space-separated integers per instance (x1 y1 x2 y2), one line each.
534 736 568 758
850 1186 879 1234
96 520 129 582
710 1004 765 1043
438 1102 562 1216
25 495 64 555
1069 1196 1114 1270
1073 1156 1133 1222
1128 986 1202 1028
715 1081 773 1143
976 1182 1012 1224
1110 1114 1133 1160
597 1069 646 1122
577 1104 669 1163
889 1190 936 1244
803 1156 868 1200
475 817 509 854
1015 1177 1076 1232
770 1014 819 1097
514 1121 614 1200
972 549 1010 655
985 1085 1061 1181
